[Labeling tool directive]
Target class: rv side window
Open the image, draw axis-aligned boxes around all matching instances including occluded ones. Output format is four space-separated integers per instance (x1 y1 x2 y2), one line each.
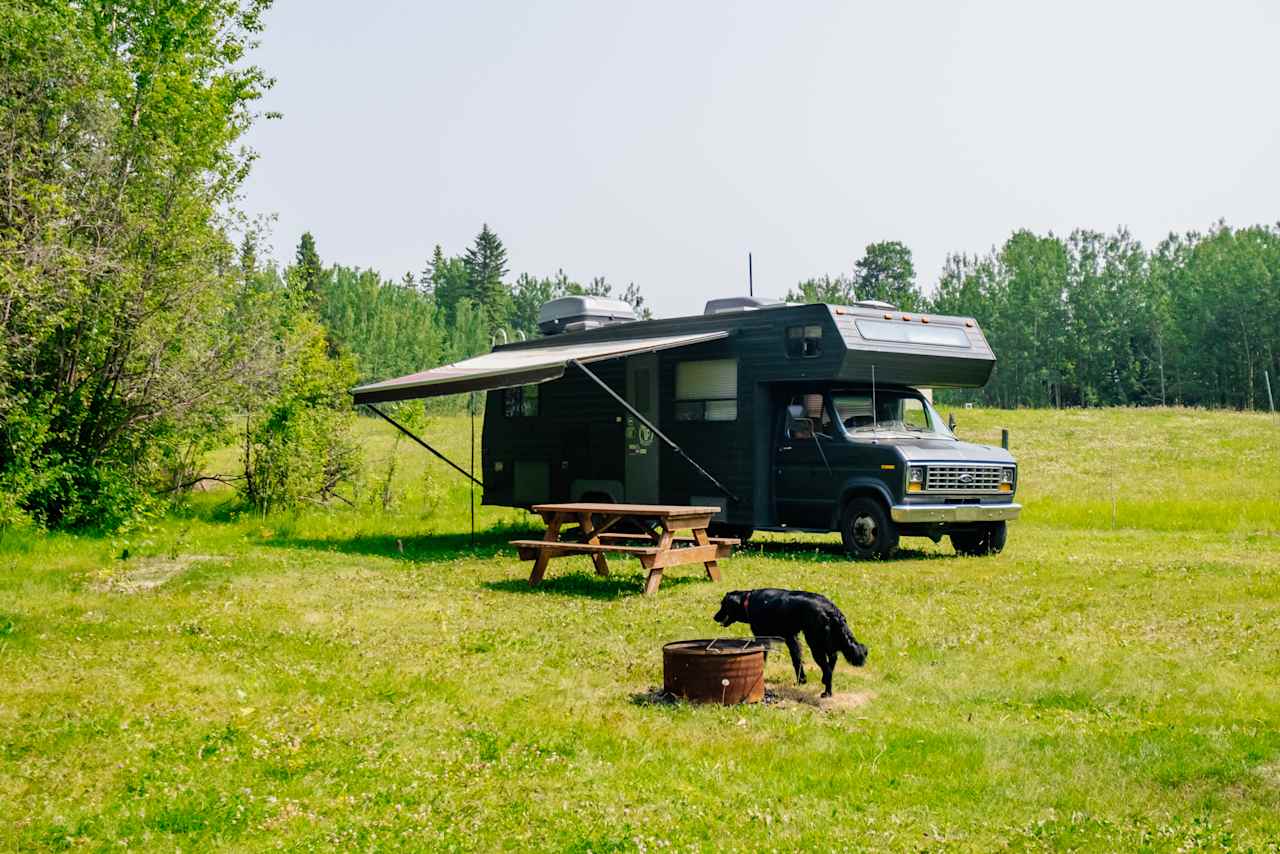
786 324 823 358
504 384 539 417
674 359 737 422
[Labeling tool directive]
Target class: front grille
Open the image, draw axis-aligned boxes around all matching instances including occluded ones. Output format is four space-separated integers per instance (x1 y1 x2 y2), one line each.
925 465 1002 493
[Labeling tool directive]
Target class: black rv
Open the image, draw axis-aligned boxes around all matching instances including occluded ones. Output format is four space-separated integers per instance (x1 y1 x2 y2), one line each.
352 296 1020 558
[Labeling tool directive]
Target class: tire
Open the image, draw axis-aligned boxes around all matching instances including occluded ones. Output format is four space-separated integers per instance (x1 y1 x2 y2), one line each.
839 497 899 559
951 521 1007 556
708 523 753 544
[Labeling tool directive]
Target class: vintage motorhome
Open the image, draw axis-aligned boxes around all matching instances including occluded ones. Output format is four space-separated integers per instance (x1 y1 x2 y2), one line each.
352 296 1020 558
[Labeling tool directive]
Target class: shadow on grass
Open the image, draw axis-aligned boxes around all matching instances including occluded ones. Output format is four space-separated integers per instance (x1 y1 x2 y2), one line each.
482 571 704 600
264 526 943 572
266 527 541 565
737 541 942 562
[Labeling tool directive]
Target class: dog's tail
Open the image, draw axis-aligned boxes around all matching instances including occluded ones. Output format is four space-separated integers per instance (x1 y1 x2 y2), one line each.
836 614 869 666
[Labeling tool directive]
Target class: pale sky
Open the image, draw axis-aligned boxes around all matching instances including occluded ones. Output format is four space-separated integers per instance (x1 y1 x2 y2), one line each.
240 0 1280 317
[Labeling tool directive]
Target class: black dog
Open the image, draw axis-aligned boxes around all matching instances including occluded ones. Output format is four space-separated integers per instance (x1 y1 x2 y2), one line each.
713 589 868 697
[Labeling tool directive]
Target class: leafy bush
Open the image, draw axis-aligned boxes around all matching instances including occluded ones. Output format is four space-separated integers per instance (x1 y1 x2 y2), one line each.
240 316 362 513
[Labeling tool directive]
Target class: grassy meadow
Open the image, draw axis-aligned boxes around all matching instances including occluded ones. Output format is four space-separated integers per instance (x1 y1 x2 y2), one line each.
2 406 1279 851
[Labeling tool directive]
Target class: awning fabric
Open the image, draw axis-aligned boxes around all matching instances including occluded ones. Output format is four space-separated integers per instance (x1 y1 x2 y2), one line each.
351 330 728 405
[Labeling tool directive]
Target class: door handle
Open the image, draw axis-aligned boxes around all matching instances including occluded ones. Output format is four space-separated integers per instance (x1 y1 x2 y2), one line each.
778 446 792 452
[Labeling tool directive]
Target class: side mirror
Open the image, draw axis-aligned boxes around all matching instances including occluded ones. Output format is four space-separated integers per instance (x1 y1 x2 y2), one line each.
948 412 957 431
788 416 815 436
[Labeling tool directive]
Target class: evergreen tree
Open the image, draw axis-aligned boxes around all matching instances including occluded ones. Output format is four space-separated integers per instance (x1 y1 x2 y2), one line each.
621 282 653 319
462 224 511 328
294 232 324 301
510 272 562 337
428 244 469 322
239 232 259 280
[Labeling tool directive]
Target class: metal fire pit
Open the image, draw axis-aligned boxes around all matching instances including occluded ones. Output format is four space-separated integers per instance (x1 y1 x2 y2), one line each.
662 638 768 705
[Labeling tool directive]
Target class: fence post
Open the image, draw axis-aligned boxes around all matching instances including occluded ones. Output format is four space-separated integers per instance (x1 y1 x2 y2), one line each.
1266 370 1275 414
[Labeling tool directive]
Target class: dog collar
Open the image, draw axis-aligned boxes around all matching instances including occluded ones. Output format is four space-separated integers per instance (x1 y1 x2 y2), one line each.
742 591 749 617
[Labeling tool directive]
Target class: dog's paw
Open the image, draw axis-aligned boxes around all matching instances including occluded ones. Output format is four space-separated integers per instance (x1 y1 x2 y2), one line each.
797 673 807 684
820 691 832 698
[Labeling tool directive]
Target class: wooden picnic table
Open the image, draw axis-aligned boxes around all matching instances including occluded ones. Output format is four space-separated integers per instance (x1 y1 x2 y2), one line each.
510 502 738 595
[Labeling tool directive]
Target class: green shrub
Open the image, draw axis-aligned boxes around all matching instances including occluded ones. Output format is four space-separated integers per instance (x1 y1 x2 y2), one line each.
240 317 362 513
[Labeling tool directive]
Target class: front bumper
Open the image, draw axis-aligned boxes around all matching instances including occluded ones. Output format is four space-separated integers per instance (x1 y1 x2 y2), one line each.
890 502 1021 524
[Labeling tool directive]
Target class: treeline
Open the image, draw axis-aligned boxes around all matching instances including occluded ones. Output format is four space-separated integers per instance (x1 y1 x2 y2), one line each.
300 225 652 388
792 231 1280 410
930 225 1280 410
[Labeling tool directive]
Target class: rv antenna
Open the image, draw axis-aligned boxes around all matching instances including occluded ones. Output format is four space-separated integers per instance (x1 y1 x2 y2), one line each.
748 252 753 297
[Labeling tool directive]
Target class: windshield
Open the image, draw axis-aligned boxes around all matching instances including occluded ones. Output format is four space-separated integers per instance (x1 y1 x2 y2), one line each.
831 389 954 439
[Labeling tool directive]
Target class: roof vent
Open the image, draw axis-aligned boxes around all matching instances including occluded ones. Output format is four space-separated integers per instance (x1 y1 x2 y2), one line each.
537 296 637 335
703 296 784 315
852 299 897 311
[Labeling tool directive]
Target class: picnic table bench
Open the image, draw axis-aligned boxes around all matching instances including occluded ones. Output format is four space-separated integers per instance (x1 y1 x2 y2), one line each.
510 502 738 595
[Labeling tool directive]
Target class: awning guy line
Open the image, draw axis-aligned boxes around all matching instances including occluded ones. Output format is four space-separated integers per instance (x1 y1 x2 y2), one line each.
364 404 483 488
568 359 740 504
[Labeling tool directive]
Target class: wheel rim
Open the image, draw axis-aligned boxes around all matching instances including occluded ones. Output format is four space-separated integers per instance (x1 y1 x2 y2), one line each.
852 513 877 548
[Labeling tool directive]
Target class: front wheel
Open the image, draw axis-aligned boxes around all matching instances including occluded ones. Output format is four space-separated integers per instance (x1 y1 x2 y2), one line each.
839 497 899 559
950 521 1007 556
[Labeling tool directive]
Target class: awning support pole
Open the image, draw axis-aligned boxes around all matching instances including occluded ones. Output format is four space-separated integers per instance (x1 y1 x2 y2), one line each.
568 359 740 504
364 404 484 488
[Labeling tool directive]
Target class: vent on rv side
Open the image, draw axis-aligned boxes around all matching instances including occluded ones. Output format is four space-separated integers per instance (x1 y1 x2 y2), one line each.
537 296 638 335
703 296 784 315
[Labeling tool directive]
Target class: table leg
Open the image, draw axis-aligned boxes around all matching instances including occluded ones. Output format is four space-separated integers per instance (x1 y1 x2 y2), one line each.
528 513 563 586
692 526 721 581
577 512 610 577
642 525 675 595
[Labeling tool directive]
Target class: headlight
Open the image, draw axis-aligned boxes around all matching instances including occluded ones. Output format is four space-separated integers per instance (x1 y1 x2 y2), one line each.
1000 467 1015 491
907 466 924 492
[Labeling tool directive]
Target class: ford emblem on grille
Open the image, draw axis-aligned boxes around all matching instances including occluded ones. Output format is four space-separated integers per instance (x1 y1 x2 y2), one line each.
959 473 974 484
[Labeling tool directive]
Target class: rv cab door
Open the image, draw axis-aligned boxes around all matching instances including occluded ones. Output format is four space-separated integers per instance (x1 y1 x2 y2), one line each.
774 395 835 528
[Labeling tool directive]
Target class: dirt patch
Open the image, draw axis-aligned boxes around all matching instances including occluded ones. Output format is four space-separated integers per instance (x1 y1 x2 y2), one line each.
631 684 875 712
818 690 876 712
1254 761 1280 788
770 684 876 711
91 554 217 594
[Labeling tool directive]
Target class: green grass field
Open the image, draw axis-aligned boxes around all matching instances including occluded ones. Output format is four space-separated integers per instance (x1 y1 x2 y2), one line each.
2 407 1279 851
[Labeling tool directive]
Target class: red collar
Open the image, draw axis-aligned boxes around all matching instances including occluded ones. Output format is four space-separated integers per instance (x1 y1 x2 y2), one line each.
742 591 750 617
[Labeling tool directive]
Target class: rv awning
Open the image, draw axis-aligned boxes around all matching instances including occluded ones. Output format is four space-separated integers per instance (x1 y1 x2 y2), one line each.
351 330 728 405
